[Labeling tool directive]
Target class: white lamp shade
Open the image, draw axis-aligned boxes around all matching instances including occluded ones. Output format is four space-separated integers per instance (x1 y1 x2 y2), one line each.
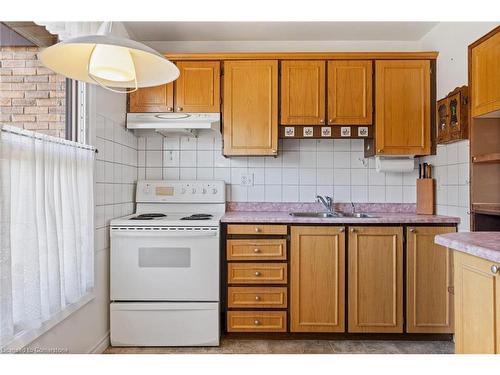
39 34 179 88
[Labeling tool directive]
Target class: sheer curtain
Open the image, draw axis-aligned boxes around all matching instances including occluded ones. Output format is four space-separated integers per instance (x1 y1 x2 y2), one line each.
0 125 94 346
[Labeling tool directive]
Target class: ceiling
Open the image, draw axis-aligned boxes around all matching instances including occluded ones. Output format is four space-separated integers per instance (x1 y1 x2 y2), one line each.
124 22 438 42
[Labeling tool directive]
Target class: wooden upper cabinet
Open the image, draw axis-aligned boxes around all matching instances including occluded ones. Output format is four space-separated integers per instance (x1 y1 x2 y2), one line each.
223 60 278 156
406 226 455 334
470 29 500 117
129 83 174 112
280 60 326 125
290 226 345 332
375 60 431 155
327 60 373 125
454 251 500 354
348 226 403 333
175 61 220 113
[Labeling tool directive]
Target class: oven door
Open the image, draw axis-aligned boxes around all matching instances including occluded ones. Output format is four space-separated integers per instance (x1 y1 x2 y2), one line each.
110 227 219 301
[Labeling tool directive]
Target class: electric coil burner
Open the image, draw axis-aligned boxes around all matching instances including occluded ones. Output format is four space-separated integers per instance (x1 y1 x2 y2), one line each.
180 213 213 220
129 213 167 220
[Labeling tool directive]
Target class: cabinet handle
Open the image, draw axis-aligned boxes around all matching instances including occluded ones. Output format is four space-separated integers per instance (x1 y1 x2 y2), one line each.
328 119 333 124
491 265 499 274
350 228 356 233
447 286 454 295
176 106 183 111
253 248 260 253
254 227 261 233
254 320 260 325
319 119 325 124
167 106 173 112
339 227 345 233
254 271 261 276
271 149 277 154
377 149 383 153
255 296 261 301
410 228 416 233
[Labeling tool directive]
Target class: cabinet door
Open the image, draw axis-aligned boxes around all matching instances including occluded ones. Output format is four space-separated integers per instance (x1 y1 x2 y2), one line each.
406 226 455 333
175 61 220 113
327 60 372 125
290 226 345 332
223 60 278 156
454 251 500 354
281 60 326 125
375 60 431 155
348 226 403 333
129 83 174 112
471 30 500 117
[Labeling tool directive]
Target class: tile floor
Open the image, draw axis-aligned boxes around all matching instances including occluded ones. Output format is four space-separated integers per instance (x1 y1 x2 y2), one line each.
105 339 454 354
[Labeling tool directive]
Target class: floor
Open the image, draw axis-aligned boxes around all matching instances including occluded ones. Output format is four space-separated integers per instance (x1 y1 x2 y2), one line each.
105 339 454 354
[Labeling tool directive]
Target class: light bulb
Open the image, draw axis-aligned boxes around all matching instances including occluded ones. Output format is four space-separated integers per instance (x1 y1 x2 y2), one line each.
88 44 136 82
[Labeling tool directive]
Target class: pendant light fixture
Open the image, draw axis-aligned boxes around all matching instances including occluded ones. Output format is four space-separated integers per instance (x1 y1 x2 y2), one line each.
39 22 179 93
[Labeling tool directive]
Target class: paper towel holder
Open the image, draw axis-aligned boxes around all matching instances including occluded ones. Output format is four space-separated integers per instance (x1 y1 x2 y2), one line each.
375 155 415 173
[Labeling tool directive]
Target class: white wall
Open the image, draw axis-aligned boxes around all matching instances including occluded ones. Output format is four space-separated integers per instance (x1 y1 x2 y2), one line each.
28 86 137 353
419 22 497 231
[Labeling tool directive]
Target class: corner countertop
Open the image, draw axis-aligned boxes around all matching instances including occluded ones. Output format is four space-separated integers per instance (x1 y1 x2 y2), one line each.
221 212 459 224
435 232 500 263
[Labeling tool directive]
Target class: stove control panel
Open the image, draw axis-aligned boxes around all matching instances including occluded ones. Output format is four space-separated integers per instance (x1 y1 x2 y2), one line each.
136 180 226 203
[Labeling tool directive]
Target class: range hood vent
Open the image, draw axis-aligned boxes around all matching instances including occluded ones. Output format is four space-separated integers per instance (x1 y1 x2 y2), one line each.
126 112 220 137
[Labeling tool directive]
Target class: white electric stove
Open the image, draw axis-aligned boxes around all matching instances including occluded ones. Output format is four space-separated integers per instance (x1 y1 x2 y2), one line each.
110 180 225 347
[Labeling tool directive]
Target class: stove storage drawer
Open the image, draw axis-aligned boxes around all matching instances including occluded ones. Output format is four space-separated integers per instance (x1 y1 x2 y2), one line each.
228 263 287 284
227 239 287 261
227 311 287 332
228 287 288 308
227 224 287 236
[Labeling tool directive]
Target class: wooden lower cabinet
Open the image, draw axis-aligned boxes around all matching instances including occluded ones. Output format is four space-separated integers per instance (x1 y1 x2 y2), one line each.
228 287 287 309
454 251 500 353
290 226 345 332
348 226 403 333
406 226 455 333
227 311 287 332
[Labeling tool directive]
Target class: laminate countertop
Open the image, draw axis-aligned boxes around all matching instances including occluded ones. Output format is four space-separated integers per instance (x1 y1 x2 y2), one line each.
435 232 500 263
221 211 460 225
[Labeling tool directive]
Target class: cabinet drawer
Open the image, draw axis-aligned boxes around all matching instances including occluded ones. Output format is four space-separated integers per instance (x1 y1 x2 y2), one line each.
228 287 287 308
227 239 287 260
227 224 287 236
227 311 287 332
228 263 288 284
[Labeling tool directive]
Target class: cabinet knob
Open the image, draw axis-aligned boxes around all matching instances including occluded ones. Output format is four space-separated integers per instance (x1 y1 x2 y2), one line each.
491 265 499 274
271 149 277 154
328 119 333 124
339 227 345 233
410 228 416 233
253 248 260 253
255 296 261 301
176 106 183 111
254 227 261 233
254 320 260 325
447 286 454 295
319 119 325 124
167 106 173 112
350 228 356 233
377 149 383 153
254 271 261 276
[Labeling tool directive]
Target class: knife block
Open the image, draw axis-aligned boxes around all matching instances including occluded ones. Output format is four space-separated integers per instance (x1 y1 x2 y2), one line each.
416 178 435 215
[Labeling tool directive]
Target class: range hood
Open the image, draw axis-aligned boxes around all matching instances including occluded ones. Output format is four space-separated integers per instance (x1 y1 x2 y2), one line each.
126 112 220 137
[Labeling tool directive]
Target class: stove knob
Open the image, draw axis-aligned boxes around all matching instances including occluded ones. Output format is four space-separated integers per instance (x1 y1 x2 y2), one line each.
211 188 218 194
181 188 186 194
202 188 207 194
191 188 197 194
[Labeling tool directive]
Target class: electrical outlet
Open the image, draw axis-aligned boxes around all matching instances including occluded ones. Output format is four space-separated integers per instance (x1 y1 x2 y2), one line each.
240 173 254 186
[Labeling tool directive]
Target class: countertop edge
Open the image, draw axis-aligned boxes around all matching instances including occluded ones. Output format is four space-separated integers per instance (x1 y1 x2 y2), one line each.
435 234 500 263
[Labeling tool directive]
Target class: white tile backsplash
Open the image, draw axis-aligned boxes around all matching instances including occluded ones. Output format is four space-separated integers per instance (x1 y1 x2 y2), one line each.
137 135 469 207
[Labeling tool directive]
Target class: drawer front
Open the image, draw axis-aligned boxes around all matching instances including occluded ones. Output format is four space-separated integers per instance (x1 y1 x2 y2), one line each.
228 287 288 308
227 239 287 260
227 311 287 332
227 224 287 236
228 263 288 284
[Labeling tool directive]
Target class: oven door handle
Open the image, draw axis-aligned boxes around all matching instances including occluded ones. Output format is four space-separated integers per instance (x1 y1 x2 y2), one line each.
111 230 219 238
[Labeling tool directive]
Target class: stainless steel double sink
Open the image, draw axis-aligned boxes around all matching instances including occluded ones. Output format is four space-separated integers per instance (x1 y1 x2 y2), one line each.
289 212 375 218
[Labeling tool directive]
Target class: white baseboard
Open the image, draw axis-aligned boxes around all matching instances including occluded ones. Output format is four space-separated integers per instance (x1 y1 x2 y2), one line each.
88 331 110 354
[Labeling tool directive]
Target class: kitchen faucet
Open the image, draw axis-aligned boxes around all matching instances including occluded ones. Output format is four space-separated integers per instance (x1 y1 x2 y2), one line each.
316 195 334 214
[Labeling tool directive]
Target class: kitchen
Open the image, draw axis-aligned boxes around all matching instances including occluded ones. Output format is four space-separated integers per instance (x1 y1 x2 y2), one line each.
0 2 499 372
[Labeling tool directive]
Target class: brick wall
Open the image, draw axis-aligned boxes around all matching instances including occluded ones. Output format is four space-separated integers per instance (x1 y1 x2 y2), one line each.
0 46 66 138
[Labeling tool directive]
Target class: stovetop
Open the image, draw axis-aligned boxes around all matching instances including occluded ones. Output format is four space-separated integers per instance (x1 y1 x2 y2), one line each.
110 212 223 227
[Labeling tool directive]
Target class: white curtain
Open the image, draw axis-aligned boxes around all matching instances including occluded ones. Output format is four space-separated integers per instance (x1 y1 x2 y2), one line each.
0 125 94 346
